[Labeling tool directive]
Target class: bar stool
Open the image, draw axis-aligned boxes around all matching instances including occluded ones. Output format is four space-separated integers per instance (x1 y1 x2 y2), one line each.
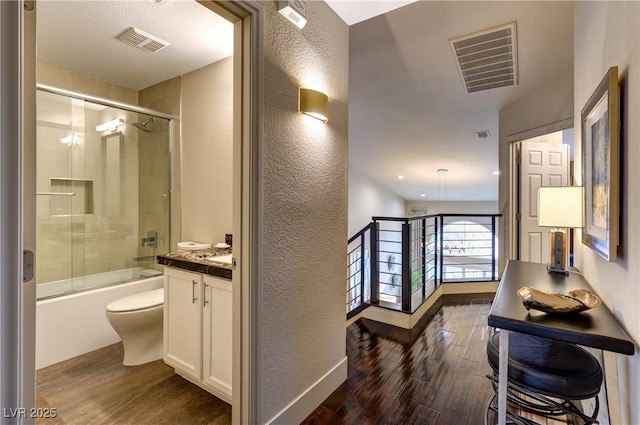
485 331 603 425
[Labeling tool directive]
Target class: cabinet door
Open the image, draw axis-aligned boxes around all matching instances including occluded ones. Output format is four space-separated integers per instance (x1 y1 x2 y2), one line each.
164 267 203 379
202 275 232 397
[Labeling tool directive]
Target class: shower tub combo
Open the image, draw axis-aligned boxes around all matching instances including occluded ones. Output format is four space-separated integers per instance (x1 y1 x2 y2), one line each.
35 85 172 368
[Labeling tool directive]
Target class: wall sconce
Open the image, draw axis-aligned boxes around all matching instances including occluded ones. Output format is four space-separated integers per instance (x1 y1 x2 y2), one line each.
277 0 307 29
299 88 328 123
538 186 585 274
96 118 124 132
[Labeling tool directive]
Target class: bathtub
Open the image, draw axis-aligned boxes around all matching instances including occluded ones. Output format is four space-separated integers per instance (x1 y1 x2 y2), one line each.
36 270 164 369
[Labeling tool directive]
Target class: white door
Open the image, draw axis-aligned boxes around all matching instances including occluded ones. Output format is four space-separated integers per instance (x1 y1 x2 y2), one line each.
1 1 37 419
518 141 569 263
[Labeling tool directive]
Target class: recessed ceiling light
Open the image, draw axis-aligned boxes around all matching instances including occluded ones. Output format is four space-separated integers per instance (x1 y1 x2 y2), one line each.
493 170 500 175
420 194 426 197
437 169 448 175
397 175 404 180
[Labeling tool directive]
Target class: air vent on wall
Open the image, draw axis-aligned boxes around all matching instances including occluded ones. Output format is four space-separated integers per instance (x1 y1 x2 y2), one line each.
450 22 518 93
117 27 169 53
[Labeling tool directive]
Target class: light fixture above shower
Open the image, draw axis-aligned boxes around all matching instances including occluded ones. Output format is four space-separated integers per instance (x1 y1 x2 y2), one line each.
96 118 124 132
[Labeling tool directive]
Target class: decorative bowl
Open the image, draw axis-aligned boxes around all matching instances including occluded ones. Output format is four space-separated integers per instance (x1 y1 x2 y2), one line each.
517 286 601 314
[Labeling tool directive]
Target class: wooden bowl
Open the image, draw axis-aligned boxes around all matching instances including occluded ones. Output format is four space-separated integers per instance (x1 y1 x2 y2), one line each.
517 286 601 314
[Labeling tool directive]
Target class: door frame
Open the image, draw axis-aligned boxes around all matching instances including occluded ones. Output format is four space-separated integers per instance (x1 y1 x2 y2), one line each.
210 2 264 424
1 1 37 421
4 1 264 424
506 118 573 262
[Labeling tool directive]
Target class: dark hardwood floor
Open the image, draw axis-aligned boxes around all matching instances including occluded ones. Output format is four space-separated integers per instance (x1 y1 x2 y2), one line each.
302 295 497 425
36 343 231 425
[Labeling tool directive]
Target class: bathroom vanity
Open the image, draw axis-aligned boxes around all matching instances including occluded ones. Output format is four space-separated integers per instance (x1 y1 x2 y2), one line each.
157 252 232 403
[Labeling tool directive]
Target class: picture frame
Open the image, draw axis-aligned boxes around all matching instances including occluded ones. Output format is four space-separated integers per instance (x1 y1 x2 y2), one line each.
581 66 619 262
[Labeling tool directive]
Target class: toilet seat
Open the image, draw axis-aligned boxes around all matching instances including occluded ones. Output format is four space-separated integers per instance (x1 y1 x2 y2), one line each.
106 288 164 313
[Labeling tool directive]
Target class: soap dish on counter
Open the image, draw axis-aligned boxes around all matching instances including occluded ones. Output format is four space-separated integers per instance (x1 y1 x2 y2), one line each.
215 243 230 249
178 241 212 251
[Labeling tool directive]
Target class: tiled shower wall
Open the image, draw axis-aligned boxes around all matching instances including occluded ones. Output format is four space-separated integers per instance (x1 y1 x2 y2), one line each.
36 62 146 283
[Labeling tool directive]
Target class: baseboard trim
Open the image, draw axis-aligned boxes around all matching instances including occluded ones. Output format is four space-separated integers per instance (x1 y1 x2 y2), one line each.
360 282 498 330
265 356 348 425
442 281 499 295
362 286 444 329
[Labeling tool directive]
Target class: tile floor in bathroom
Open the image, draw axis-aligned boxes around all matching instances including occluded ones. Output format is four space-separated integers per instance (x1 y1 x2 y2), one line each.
36 343 231 425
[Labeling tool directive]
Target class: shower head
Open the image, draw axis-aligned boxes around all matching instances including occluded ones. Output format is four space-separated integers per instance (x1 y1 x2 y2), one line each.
131 117 156 133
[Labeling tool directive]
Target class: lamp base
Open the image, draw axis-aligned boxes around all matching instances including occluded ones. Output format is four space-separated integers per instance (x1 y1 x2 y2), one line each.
547 230 567 274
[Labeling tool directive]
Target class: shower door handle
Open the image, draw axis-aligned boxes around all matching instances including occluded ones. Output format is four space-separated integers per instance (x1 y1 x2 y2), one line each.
192 280 197 304
24 250 34 282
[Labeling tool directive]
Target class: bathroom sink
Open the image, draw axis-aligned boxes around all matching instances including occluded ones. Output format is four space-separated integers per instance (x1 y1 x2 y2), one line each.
204 254 233 265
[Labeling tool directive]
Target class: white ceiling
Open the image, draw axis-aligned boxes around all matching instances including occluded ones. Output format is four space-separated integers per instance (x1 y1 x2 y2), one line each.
324 0 419 25
36 1 574 203
346 1 574 202
37 0 233 91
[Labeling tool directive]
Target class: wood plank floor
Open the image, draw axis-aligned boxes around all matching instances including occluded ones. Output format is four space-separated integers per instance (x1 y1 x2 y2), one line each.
36 343 231 425
302 295 497 425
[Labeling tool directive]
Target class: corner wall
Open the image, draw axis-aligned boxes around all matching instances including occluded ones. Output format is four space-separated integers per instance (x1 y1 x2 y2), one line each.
498 57 574 271
573 3 640 423
260 2 349 423
181 58 234 246
406 200 498 216
348 169 405 236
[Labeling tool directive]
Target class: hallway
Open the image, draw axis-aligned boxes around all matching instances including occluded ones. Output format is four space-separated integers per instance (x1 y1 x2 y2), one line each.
303 295 496 424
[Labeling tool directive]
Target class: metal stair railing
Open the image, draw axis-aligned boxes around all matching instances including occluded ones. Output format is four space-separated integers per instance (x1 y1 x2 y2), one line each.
346 213 501 318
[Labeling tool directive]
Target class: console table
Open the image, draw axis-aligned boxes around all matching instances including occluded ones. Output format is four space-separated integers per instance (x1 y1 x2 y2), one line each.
488 260 635 425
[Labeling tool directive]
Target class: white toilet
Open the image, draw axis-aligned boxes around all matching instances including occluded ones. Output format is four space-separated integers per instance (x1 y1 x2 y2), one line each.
105 288 164 366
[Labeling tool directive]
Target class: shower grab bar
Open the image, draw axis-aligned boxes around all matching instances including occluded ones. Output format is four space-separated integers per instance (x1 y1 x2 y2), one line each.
37 192 76 196
133 256 156 262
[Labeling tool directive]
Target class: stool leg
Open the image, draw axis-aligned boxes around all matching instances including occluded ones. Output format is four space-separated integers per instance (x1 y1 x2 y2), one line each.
487 373 601 424
498 330 510 425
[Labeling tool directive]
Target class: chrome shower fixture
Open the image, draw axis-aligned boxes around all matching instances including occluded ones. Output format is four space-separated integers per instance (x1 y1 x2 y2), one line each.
131 117 158 132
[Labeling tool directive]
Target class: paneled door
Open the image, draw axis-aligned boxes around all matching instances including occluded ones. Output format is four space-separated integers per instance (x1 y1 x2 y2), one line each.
518 141 569 264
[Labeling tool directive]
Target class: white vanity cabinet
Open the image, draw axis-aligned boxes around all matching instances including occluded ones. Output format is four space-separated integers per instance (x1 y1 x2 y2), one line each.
163 266 232 403
202 275 233 395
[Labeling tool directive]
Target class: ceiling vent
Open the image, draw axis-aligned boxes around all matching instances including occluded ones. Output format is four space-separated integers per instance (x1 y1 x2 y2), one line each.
117 27 169 53
450 22 518 93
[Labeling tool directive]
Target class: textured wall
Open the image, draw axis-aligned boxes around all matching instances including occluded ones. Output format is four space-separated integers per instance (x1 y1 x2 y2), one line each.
574 2 640 422
261 1 349 422
181 58 233 246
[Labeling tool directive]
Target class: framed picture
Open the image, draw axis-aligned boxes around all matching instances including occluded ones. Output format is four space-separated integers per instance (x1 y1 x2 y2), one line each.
581 66 620 261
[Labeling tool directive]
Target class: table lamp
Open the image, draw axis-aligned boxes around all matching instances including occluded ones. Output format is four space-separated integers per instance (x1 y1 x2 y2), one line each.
537 186 585 274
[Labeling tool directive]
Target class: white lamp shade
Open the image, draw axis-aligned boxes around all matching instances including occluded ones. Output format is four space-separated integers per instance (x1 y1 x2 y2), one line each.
537 186 585 228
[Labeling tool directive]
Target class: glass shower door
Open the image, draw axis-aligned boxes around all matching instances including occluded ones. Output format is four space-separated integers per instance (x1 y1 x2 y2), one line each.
36 88 170 299
36 91 87 297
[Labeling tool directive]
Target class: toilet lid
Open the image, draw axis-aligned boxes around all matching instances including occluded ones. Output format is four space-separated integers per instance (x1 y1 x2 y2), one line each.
106 288 164 312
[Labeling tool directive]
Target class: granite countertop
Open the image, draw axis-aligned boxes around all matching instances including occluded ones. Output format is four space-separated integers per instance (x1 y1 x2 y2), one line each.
157 250 232 280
